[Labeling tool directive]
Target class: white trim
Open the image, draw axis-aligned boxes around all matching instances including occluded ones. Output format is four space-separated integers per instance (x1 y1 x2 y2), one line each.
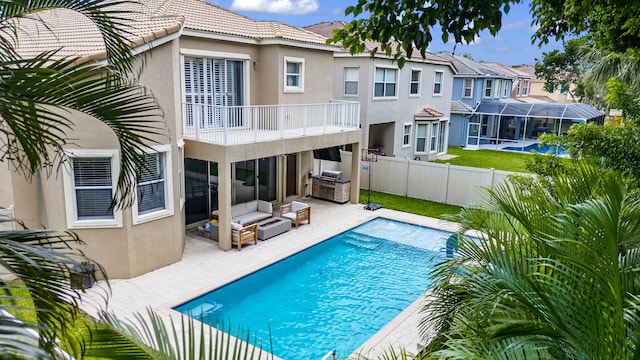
483 79 494 98
62 149 123 229
180 29 339 52
132 144 174 225
132 31 181 56
180 48 251 60
284 56 305 93
177 142 185 209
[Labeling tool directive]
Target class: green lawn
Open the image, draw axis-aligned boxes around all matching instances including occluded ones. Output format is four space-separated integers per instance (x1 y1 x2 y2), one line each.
359 189 462 220
432 146 533 173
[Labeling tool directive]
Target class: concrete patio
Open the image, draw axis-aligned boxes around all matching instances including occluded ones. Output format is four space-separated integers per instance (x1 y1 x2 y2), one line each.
79 197 462 359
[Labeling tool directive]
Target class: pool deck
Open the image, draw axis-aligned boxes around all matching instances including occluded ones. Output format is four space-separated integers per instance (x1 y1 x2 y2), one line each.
79 198 462 359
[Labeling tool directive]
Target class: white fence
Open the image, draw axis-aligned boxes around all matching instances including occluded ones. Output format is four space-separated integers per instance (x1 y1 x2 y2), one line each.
335 152 527 207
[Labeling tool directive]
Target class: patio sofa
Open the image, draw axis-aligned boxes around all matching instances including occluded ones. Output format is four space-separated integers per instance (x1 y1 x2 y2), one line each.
210 200 273 225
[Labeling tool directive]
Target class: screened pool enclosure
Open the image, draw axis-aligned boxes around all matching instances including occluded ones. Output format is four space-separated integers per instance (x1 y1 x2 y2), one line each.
466 101 605 150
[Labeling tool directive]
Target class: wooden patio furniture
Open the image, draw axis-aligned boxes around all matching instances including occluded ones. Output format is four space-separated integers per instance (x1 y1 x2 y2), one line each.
280 201 311 228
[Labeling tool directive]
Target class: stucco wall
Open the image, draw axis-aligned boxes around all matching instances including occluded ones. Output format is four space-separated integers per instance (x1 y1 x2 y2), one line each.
7 40 186 279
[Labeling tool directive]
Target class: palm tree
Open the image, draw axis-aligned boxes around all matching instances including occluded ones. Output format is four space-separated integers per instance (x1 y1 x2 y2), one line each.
0 0 164 357
420 163 640 359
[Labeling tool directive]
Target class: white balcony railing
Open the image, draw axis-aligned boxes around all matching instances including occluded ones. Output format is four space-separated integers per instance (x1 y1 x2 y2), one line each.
183 100 360 145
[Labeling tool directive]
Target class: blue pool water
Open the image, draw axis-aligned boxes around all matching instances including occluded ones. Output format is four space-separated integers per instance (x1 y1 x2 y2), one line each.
174 218 454 359
503 143 567 155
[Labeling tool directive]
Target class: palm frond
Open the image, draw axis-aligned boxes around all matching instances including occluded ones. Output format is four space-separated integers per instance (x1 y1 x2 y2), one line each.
101 307 265 360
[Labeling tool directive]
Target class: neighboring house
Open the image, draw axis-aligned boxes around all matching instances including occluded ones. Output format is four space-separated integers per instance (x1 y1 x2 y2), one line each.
513 64 570 103
437 56 604 150
481 62 533 101
2 0 361 278
436 53 515 147
305 21 455 161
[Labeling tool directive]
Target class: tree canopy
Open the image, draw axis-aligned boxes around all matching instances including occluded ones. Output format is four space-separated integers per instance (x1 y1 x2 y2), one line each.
330 0 640 65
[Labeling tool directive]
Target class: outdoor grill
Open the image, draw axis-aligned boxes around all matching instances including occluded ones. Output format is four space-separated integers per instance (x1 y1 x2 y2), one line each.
319 170 343 183
312 170 350 203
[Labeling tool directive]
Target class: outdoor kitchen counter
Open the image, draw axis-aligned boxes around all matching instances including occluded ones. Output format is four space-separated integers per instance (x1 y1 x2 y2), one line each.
311 175 350 204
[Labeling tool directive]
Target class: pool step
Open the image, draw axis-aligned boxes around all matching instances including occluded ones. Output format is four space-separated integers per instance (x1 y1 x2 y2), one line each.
341 232 383 250
192 301 223 319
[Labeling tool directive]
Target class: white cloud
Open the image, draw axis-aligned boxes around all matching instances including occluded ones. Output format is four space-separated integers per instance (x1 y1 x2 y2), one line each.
502 19 529 30
330 7 342 15
231 0 319 15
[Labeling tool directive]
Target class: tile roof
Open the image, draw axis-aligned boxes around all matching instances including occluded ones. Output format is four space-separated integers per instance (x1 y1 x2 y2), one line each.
512 64 543 81
415 107 444 118
14 2 183 60
14 0 331 61
168 0 329 45
304 21 449 63
450 101 475 114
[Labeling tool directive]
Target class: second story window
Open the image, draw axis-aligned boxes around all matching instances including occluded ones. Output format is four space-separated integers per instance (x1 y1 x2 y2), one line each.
502 80 510 97
484 79 494 98
433 71 443 95
344 67 359 96
284 57 305 92
463 78 473 98
410 70 421 95
493 80 501 98
522 80 530 96
374 67 397 98
516 80 521 96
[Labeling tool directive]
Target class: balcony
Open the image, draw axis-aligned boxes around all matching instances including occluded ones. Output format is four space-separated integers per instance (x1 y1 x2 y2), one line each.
183 101 360 145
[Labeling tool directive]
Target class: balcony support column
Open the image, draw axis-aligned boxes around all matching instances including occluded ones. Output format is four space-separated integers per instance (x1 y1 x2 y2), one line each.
217 160 233 251
350 141 361 204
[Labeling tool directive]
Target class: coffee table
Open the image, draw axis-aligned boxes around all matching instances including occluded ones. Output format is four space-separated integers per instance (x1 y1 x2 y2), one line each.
257 217 291 240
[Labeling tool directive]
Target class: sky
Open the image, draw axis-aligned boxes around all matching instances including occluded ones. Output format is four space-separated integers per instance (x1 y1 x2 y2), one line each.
209 0 566 66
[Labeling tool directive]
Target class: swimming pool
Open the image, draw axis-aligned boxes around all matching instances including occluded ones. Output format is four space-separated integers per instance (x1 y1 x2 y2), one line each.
174 218 454 359
503 143 567 155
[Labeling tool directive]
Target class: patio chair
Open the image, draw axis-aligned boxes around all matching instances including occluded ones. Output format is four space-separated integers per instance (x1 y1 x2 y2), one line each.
280 201 311 228
231 222 258 251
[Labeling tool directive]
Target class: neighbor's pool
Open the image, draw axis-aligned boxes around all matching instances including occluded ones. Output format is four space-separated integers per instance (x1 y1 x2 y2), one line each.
174 218 455 359
503 143 567 155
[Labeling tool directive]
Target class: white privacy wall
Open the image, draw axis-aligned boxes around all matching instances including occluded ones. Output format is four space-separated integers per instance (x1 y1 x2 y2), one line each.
337 151 528 207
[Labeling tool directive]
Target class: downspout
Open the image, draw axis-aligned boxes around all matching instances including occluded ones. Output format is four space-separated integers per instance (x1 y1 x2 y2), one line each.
36 169 45 229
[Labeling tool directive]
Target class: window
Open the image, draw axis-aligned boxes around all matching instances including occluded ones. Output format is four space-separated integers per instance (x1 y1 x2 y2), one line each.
522 80 530 96
63 150 122 228
403 123 411 146
344 67 359 96
516 80 521 96
559 84 566 94
437 120 447 153
493 80 501 98
374 67 397 97
430 123 438 152
133 145 174 224
284 56 304 92
502 80 509 97
484 79 493 98
184 56 244 129
416 124 427 153
433 71 443 95
463 78 473 98
409 70 421 95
